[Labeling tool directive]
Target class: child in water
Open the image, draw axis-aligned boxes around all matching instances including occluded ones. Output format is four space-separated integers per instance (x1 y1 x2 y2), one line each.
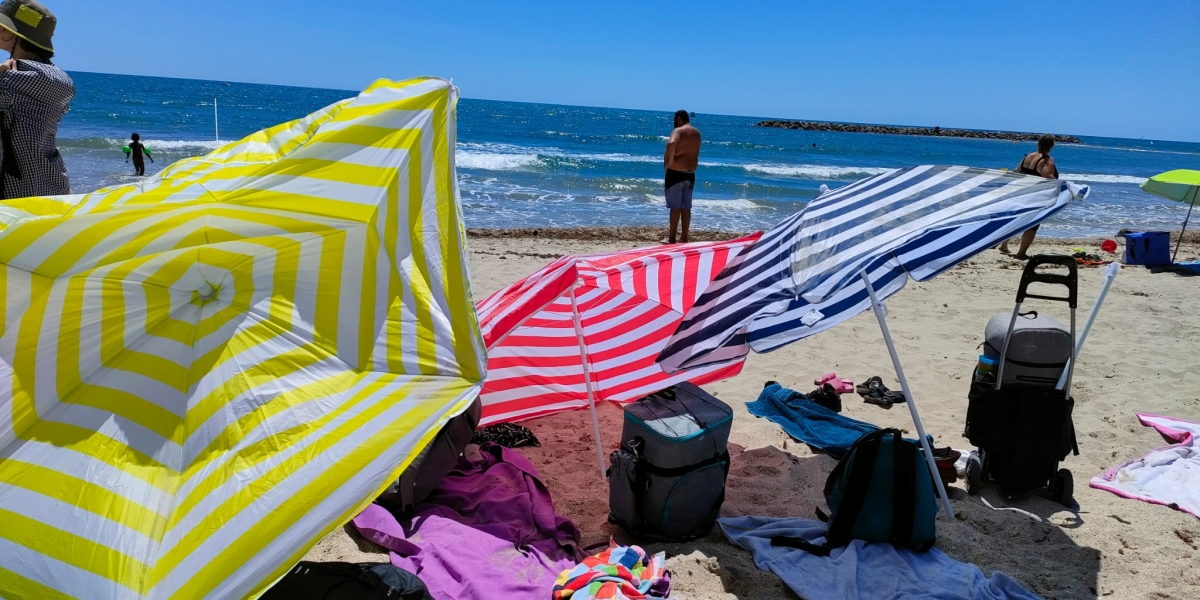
125 133 153 176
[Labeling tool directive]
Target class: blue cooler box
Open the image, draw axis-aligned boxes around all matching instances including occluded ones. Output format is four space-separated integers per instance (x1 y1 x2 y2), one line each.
1123 231 1171 266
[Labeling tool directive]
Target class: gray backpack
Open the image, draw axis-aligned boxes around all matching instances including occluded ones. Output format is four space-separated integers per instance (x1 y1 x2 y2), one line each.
377 396 482 514
608 383 732 540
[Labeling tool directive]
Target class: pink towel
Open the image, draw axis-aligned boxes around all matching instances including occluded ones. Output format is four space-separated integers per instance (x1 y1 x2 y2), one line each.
1089 413 1200 518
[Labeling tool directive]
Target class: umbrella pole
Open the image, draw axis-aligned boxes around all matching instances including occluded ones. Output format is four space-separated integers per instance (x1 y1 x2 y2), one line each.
859 270 956 519
570 283 608 481
1172 187 1196 264
1056 262 1120 390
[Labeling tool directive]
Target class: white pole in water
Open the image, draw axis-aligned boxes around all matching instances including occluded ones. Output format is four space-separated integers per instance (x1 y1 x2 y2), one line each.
1056 262 1121 390
214 98 219 142
859 270 956 519
570 282 608 481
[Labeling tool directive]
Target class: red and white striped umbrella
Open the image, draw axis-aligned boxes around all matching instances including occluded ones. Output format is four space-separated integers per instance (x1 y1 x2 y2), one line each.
477 235 761 431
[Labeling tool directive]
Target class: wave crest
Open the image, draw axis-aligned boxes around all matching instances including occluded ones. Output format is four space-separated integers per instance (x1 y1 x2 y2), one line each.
59 137 225 151
642 194 764 211
743 164 893 180
1061 173 1147 185
457 151 543 171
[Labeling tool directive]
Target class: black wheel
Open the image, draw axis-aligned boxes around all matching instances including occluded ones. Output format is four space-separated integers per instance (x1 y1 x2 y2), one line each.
1051 469 1074 507
966 452 983 495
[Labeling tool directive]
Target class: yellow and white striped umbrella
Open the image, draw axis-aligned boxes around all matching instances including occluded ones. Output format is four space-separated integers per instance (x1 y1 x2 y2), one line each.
0 77 486 599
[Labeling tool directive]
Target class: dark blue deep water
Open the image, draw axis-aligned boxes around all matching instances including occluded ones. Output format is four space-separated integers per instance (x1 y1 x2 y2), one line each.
59 71 1200 237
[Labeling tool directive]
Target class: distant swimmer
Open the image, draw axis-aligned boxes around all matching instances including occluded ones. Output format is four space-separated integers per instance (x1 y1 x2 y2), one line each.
125 132 153 176
999 134 1059 259
664 109 700 244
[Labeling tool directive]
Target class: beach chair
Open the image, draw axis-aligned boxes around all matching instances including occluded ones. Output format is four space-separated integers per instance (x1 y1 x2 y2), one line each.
963 255 1080 506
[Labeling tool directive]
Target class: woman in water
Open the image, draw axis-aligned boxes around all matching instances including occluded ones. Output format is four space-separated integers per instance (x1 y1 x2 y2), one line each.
999 133 1059 259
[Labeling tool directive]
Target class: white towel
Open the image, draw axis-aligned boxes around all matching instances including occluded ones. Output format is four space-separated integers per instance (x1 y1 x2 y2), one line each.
1090 413 1200 518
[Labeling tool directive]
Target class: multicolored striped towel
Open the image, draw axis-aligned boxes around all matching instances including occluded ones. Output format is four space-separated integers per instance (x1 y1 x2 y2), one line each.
552 544 670 599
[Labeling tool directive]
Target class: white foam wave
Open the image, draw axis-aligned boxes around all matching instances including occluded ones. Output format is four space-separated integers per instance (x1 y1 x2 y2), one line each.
457 151 543 171
1061 173 1147 185
571 152 660 164
455 142 662 171
145 139 225 150
87 137 225 151
618 134 669 141
743 164 893 179
643 194 763 211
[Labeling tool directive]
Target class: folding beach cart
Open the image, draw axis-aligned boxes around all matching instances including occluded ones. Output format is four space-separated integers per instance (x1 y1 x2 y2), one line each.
964 255 1080 506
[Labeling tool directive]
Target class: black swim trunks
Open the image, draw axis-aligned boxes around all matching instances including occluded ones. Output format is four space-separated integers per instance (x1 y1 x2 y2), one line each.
665 168 695 210
665 168 695 190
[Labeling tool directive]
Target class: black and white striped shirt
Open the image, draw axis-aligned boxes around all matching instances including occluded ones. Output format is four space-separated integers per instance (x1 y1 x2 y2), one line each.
0 58 74 199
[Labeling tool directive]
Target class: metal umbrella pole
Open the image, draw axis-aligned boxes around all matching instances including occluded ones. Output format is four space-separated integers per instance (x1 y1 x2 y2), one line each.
860 270 955 519
1172 186 1197 264
570 282 609 481
1057 262 1120 390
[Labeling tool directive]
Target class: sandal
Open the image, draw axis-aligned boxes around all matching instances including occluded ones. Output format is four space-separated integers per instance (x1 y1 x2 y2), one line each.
807 383 842 413
856 376 907 409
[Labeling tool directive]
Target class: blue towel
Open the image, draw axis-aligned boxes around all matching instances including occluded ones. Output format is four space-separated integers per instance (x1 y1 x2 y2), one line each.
719 516 1042 600
1175 261 1200 274
747 383 878 459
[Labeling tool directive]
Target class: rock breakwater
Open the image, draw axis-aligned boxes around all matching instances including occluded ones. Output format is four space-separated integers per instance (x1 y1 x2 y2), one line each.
756 120 1080 143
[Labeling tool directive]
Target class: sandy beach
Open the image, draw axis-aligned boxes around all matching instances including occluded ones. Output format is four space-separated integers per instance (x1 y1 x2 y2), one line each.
308 230 1200 600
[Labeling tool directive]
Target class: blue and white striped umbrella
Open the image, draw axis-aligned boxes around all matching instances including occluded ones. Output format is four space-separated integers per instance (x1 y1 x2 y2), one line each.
658 165 1090 372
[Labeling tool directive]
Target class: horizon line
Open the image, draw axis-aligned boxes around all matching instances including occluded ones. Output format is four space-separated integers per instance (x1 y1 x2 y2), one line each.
64 69 1195 145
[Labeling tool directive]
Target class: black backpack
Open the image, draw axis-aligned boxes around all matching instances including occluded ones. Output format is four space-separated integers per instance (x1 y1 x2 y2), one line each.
377 396 482 514
261 562 433 600
773 429 938 555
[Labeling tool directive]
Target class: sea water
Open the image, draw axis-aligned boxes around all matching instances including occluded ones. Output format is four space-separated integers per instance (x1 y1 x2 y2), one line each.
60 72 1200 237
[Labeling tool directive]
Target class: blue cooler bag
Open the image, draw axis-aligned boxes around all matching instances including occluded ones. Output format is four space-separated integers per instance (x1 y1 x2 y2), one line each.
1123 231 1170 266
773 428 938 554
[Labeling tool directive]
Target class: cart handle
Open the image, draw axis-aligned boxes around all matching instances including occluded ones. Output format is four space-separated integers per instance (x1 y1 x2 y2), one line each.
1016 254 1078 308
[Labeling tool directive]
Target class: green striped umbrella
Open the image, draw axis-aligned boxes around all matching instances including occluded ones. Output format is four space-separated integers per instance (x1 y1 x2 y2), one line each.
1140 169 1200 263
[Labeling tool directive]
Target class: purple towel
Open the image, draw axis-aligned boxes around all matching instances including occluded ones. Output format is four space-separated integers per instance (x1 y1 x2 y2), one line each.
353 443 583 600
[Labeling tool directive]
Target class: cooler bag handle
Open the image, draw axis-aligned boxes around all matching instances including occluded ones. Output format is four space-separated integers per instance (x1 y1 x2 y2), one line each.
1016 254 1078 308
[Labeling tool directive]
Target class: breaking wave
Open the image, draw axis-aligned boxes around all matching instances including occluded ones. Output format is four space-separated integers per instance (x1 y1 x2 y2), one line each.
742 164 893 180
1060 173 1147 185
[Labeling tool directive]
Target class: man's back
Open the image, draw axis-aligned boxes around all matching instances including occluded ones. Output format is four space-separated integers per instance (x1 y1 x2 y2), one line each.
667 124 701 172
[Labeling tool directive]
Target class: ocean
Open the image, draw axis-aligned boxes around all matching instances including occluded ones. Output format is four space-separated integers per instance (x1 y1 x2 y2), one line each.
59 71 1200 237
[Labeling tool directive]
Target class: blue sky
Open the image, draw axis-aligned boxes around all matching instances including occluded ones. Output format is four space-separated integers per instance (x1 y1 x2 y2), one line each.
52 0 1200 141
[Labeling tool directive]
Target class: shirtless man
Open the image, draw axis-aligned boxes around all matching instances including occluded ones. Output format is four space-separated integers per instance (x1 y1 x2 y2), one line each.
664 110 700 243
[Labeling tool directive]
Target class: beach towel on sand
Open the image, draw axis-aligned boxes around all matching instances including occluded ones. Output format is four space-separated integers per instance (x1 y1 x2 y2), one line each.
353 443 583 600
552 544 670 599
719 516 1041 600
748 382 879 459
1090 413 1200 518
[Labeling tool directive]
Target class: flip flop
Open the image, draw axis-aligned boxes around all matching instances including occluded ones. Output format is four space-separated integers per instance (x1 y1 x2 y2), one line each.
862 395 895 410
855 375 884 397
857 376 906 409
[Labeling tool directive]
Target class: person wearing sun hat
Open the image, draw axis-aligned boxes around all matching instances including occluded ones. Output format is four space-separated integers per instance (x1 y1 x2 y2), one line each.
0 0 73 199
